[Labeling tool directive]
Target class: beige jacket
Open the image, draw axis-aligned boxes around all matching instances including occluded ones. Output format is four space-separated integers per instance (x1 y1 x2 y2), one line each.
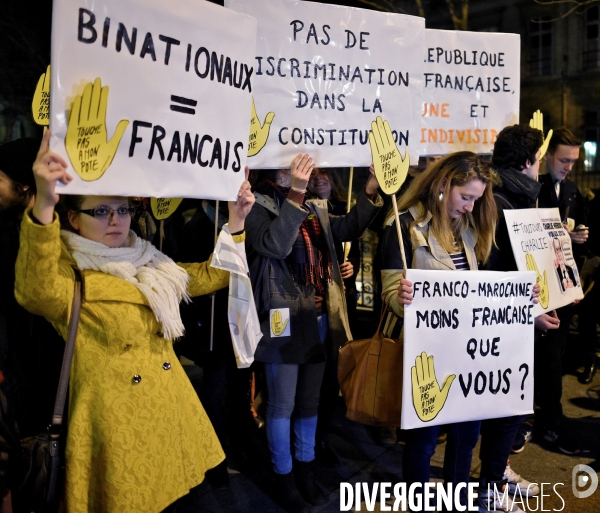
381 204 478 320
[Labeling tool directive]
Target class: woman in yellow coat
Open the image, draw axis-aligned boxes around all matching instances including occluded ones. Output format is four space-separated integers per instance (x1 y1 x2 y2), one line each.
14 131 255 512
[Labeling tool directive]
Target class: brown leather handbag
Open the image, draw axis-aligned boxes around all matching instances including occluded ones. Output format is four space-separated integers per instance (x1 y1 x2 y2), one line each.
337 308 403 427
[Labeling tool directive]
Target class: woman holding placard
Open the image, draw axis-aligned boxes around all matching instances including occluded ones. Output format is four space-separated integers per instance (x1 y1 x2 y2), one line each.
379 152 499 508
14 130 255 513
246 154 382 512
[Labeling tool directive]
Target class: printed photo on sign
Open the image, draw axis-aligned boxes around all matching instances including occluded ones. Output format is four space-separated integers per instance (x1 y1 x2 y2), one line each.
401 269 535 430
270 308 291 338
503 208 584 314
49 0 257 200
226 0 424 168
420 29 520 156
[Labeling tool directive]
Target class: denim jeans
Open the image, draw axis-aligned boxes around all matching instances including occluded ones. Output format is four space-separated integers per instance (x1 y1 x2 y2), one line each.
264 315 327 474
402 420 481 488
479 414 529 483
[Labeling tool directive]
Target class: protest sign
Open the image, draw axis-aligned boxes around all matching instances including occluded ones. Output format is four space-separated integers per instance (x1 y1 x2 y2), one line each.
420 29 520 156
50 0 256 200
503 208 584 314
226 0 424 168
401 269 535 430
32 65 51 126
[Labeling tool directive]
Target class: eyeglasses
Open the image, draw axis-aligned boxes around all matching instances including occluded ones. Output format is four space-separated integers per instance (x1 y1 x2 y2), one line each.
77 205 136 219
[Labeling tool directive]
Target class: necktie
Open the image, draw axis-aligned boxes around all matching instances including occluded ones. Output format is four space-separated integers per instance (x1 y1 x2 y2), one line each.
554 180 561 199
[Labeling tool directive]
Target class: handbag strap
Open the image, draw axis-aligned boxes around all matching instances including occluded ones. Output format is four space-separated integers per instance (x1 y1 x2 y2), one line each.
50 268 83 432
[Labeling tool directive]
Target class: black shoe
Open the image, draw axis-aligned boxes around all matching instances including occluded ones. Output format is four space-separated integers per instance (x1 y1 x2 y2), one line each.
205 460 230 489
542 428 591 455
511 420 533 454
273 472 311 513
293 459 328 506
580 357 597 384
315 442 340 468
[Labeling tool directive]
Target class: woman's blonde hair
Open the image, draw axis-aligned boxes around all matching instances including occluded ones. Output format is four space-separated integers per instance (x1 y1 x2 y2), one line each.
393 151 499 264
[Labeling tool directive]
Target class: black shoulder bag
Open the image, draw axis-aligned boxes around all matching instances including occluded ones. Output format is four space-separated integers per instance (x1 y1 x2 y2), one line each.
15 269 83 512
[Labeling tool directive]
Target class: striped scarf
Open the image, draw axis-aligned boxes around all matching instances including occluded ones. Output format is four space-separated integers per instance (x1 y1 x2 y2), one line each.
257 179 333 293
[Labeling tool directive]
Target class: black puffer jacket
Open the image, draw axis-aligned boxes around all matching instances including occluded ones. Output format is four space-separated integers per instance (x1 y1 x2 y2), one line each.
488 167 542 272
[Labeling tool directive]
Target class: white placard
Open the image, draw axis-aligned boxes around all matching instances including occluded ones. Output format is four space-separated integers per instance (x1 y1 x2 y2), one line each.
420 29 520 156
401 269 535 430
226 0 424 168
503 208 584 314
50 0 257 200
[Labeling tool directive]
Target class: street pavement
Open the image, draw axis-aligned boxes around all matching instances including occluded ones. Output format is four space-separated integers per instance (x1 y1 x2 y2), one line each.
188 332 600 512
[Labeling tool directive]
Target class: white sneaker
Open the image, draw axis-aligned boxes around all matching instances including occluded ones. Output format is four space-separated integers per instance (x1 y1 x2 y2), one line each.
478 483 524 513
504 464 540 497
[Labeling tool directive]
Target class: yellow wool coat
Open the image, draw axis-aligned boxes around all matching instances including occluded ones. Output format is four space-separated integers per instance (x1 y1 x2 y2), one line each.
15 211 241 513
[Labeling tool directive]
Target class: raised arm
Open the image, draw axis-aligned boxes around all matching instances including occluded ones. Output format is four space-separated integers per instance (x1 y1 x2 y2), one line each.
245 154 314 258
15 131 75 323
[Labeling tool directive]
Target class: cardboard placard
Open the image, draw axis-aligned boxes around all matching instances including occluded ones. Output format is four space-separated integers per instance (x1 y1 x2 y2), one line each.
503 208 584 314
420 29 520 156
226 0 424 168
50 0 256 200
402 269 535 430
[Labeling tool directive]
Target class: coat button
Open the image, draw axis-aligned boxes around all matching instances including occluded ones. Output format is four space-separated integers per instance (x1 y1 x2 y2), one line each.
132 374 142 384
124 344 132 351
155 330 163 337
162 362 171 371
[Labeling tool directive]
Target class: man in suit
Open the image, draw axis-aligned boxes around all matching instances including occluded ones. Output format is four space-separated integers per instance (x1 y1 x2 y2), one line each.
553 237 578 292
537 128 589 454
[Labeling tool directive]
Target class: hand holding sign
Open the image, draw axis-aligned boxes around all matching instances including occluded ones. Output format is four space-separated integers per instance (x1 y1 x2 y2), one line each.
271 310 288 336
529 110 553 159
525 252 549 309
248 98 275 157
411 352 455 422
32 65 51 126
65 78 129 182
368 116 409 196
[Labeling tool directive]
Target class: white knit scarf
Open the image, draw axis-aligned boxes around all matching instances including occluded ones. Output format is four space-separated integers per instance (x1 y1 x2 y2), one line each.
60 230 190 341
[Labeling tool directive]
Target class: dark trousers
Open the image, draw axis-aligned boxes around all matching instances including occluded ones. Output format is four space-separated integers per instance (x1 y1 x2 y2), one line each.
534 304 575 430
479 415 529 482
316 350 339 447
402 420 480 487
577 280 600 361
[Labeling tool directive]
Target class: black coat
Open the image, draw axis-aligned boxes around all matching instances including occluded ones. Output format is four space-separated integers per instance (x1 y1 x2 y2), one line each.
0 213 64 437
488 167 541 272
538 173 588 266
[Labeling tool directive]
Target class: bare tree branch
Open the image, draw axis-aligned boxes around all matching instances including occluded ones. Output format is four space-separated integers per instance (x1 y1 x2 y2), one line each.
445 0 469 30
532 0 599 22
354 0 407 14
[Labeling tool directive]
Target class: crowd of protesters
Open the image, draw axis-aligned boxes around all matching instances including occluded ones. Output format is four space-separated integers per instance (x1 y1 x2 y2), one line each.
0 124 597 513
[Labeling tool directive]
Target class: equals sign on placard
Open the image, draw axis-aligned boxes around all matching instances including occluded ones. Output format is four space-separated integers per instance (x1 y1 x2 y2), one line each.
170 95 197 115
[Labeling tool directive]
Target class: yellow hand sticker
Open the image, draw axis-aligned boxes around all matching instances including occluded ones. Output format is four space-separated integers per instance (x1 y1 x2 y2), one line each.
248 98 275 157
65 78 129 181
151 198 183 220
368 116 409 196
271 310 289 337
411 352 455 422
529 110 553 159
32 65 51 126
525 252 549 309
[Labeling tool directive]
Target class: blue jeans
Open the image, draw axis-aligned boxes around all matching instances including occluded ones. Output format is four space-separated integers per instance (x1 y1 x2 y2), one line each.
264 315 328 474
479 414 529 483
403 420 481 488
